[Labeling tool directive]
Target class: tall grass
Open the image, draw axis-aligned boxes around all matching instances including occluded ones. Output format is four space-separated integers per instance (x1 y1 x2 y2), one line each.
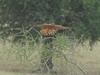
0 34 87 75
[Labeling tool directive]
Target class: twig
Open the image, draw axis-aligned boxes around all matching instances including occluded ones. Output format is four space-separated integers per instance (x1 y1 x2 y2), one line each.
55 50 87 75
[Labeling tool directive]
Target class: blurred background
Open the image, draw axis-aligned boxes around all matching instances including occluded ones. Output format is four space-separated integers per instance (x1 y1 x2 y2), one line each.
0 0 100 75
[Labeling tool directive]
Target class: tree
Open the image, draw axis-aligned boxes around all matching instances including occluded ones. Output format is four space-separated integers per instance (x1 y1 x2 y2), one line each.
57 0 100 49
0 0 100 44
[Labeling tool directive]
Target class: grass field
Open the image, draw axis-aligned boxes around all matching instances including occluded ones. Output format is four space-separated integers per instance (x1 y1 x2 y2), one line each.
0 39 100 75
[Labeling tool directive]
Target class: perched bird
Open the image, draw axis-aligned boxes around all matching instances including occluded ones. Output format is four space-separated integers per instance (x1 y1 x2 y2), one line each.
40 23 69 37
39 23 71 72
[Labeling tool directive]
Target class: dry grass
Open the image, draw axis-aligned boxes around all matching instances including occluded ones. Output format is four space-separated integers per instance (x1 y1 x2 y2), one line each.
0 39 100 75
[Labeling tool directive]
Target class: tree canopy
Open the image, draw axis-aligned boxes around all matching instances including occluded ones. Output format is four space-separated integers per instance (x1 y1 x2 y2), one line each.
0 0 100 46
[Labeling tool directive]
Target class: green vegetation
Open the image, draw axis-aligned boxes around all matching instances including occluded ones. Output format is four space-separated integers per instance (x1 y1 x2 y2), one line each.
0 36 73 73
0 0 100 44
0 0 100 75
0 36 100 75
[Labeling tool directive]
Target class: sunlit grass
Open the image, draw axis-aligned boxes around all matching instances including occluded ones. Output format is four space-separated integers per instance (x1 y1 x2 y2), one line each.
0 35 100 75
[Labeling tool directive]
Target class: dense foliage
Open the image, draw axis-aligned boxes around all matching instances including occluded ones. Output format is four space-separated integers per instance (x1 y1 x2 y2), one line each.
0 0 100 45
